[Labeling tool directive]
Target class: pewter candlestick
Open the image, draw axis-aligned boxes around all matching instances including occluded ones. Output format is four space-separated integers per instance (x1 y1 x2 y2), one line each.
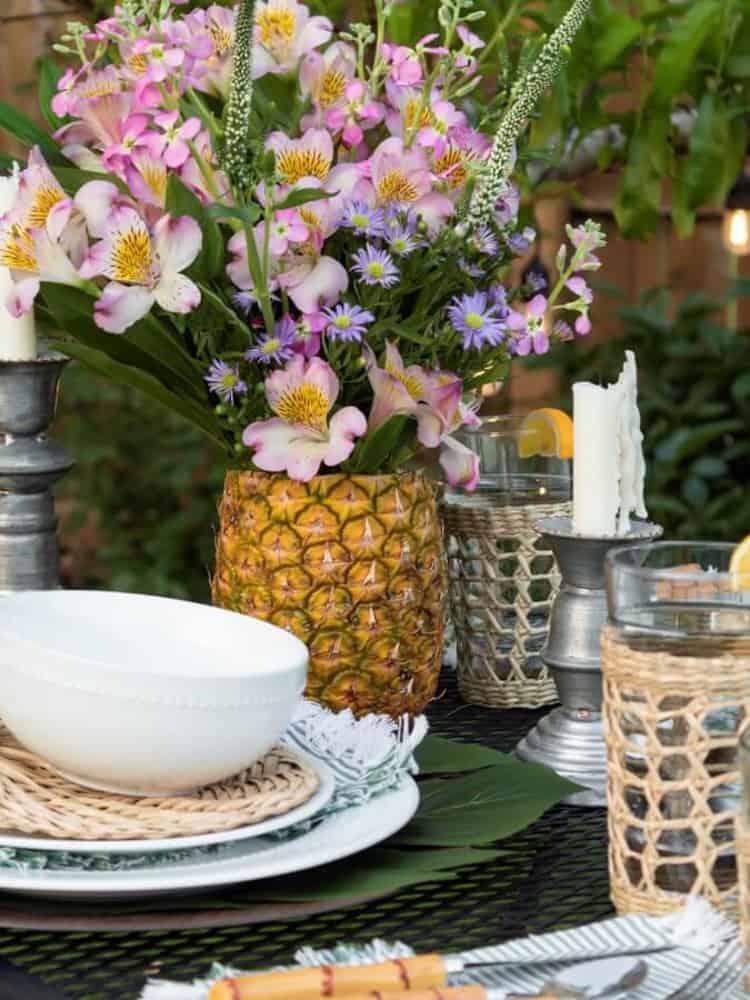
0 353 72 591
515 515 662 807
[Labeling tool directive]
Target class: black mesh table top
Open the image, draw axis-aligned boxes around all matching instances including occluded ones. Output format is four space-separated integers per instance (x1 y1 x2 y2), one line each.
0 675 612 1000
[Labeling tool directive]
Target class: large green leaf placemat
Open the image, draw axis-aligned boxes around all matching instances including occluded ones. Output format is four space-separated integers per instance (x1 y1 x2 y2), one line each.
0 736 579 930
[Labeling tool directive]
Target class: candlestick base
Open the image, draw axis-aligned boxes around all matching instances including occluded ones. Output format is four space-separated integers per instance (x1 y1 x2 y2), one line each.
515 516 663 808
0 353 73 592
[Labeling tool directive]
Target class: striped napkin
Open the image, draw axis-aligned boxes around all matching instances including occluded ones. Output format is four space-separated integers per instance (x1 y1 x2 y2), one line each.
141 896 742 999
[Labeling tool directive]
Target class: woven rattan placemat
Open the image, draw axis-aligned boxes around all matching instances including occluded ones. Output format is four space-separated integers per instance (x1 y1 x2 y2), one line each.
0 728 320 841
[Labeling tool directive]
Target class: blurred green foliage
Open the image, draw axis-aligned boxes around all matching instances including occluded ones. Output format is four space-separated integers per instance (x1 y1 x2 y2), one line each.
532 285 750 541
56 364 224 600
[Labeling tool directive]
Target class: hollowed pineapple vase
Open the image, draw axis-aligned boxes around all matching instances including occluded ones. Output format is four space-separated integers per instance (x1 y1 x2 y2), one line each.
212 470 448 718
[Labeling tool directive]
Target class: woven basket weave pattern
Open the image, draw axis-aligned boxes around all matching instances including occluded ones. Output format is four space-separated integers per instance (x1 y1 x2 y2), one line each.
0 729 320 841
442 498 570 709
602 625 750 917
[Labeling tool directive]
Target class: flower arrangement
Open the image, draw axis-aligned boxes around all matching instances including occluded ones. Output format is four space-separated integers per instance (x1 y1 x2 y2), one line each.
0 0 605 488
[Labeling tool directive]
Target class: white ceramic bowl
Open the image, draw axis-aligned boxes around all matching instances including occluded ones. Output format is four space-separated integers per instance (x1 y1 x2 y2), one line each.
0 590 308 795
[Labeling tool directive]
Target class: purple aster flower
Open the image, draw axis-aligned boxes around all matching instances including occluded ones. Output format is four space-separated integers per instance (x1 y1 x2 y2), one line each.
383 205 416 234
458 257 484 278
505 225 536 257
447 291 507 351
342 201 386 238
204 360 247 404
322 302 375 343
245 315 297 365
488 283 509 317
526 270 548 293
352 245 400 288
469 225 498 257
387 224 420 257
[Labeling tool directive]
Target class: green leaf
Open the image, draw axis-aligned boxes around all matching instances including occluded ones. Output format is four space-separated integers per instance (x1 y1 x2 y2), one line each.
395 763 581 847
242 847 504 902
592 10 641 70
47 338 226 449
650 0 721 108
207 201 261 225
38 58 64 131
416 735 514 774
273 187 336 211
654 420 744 464
50 165 127 195
166 174 224 282
349 414 412 474
0 100 66 165
40 285 206 405
615 119 669 238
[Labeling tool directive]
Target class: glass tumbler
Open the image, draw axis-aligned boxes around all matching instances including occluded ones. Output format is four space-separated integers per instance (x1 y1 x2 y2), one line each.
441 416 571 708
602 542 750 916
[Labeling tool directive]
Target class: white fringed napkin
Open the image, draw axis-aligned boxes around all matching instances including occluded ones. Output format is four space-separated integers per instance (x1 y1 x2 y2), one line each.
140 897 743 1000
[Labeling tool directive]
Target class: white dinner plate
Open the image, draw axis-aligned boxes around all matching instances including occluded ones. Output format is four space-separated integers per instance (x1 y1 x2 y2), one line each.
0 777 419 899
0 752 335 855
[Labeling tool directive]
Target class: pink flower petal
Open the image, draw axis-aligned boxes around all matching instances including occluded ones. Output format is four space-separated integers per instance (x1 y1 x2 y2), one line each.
439 436 480 491
325 406 368 465
152 214 202 274
285 255 347 313
153 272 201 314
94 282 155 333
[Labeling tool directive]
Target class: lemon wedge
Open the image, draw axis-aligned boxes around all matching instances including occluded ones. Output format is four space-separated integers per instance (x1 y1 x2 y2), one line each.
729 534 750 591
517 408 574 460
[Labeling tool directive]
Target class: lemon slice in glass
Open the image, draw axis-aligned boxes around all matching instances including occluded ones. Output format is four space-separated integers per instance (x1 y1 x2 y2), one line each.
517 408 574 460
729 534 750 591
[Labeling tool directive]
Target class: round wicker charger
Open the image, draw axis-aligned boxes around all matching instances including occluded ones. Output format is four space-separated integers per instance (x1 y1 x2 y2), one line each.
0 728 320 841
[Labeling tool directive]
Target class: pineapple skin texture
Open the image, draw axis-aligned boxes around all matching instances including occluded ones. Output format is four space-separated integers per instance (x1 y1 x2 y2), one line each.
212 471 447 717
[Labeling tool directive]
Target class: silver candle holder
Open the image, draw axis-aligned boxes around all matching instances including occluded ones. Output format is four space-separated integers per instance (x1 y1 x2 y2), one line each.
0 353 73 592
515 515 663 807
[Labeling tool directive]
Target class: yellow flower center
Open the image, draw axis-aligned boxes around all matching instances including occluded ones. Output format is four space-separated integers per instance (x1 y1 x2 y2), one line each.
404 98 434 131
274 384 329 432
80 76 120 100
465 312 484 330
111 227 152 284
376 170 419 204
0 224 37 273
137 158 167 205
434 146 468 189
299 206 321 229
257 8 296 51
209 22 234 56
275 147 331 184
25 185 65 231
333 315 351 329
385 359 424 400
126 52 149 76
319 68 347 108
262 337 281 354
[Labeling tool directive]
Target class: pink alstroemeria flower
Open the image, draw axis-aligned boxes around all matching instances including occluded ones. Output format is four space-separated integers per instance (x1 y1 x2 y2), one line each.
100 114 151 171
52 66 121 119
277 251 348 314
243 356 366 481
364 342 480 490
0 155 86 315
293 312 325 358
381 44 422 86
299 42 356 123
146 112 202 168
128 40 186 105
253 0 332 79
508 293 550 356
183 6 237 98
365 137 453 233
124 151 168 209
325 81 384 148
79 206 202 333
264 208 309 256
